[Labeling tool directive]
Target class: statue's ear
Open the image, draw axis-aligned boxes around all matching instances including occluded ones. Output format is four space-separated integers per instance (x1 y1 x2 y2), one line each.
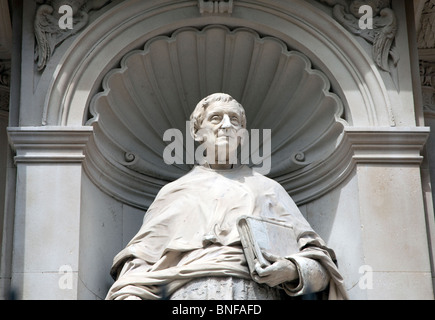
190 122 203 142
193 130 204 143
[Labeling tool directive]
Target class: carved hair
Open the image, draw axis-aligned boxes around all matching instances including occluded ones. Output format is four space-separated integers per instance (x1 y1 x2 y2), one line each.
189 93 247 138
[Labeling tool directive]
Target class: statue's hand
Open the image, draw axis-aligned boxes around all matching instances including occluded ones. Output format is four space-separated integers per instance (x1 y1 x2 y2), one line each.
253 251 298 287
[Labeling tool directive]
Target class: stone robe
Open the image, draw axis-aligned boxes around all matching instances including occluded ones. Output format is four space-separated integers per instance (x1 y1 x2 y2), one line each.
106 165 348 300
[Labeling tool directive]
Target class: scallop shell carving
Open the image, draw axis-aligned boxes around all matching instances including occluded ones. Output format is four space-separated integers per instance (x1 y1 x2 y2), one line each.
87 25 347 206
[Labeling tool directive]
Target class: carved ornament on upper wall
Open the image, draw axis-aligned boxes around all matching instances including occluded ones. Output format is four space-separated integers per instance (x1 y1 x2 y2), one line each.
0 59 10 112
417 1 435 117
420 61 435 115
198 0 234 14
34 0 112 71
317 0 398 73
417 0 435 50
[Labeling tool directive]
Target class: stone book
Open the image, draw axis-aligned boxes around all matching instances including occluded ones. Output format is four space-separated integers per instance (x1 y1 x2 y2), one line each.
236 215 300 276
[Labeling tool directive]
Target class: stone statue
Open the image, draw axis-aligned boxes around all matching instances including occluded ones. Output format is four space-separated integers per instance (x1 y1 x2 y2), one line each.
106 93 348 300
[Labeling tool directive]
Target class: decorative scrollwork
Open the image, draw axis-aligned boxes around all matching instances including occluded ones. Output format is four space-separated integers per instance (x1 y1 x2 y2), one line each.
417 0 435 50
0 59 10 87
420 60 435 116
0 59 10 112
34 0 111 71
293 152 306 163
124 152 136 163
318 0 398 72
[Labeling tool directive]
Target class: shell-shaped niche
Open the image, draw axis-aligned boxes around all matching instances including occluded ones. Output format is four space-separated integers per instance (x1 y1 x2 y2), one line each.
87 25 347 206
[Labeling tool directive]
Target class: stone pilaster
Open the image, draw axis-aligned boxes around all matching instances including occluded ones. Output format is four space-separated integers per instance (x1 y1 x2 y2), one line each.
7 126 92 299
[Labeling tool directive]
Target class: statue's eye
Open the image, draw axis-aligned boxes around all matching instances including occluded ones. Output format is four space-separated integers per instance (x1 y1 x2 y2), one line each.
210 115 221 122
231 116 240 124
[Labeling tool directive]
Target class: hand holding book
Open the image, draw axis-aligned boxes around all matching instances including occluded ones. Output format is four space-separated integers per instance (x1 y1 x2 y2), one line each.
236 215 301 287
253 250 299 287
236 215 347 299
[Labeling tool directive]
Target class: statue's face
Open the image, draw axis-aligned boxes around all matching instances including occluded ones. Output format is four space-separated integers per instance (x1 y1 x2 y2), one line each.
195 101 245 159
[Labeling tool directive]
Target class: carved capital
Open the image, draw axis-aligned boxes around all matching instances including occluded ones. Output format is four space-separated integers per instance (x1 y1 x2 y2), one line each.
344 127 430 165
7 126 93 164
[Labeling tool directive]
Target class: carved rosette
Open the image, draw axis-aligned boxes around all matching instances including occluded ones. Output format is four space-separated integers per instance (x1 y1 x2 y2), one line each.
85 25 347 209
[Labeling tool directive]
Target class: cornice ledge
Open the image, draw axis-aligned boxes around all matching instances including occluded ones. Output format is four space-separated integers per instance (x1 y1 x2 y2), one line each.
281 126 430 205
344 126 430 164
7 126 93 164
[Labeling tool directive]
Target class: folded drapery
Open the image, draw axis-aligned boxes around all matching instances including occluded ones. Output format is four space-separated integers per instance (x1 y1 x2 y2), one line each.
106 165 348 300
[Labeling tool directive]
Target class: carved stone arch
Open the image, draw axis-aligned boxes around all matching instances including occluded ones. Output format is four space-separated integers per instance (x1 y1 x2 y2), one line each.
40 0 398 208
85 24 347 208
42 0 394 127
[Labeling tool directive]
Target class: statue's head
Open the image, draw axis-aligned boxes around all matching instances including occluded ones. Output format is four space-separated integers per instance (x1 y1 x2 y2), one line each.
190 93 247 162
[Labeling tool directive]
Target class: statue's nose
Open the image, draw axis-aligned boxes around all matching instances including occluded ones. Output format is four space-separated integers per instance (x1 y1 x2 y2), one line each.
221 114 232 129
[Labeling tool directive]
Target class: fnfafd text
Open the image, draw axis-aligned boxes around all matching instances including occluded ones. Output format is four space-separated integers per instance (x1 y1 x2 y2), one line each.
217 304 261 315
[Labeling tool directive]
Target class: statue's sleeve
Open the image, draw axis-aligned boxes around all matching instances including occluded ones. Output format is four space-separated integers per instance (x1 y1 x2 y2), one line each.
267 180 348 299
109 258 154 300
281 251 330 296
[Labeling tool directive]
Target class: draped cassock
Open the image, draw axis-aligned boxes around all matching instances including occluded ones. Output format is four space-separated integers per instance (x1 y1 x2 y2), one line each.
106 165 348 300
